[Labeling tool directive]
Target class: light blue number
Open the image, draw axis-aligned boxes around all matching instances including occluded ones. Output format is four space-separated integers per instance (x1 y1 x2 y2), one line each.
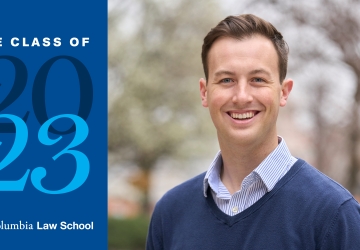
0 114 29 191
31 114 89 194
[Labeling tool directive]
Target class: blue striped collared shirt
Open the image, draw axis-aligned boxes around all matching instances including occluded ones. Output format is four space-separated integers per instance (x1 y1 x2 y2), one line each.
203 137 297 216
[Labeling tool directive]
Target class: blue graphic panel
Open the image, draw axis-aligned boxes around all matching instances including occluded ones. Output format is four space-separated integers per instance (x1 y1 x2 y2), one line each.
0 1 107 249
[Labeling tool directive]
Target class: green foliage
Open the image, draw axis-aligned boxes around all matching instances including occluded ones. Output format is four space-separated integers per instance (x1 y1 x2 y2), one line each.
108 216 150 250
108 0 220 214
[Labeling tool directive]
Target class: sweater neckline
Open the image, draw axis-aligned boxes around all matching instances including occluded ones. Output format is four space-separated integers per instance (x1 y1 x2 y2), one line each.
204 158 306 226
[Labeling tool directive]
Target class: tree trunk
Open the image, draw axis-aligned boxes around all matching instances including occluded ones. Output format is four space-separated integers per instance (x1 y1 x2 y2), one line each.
347 101 360 194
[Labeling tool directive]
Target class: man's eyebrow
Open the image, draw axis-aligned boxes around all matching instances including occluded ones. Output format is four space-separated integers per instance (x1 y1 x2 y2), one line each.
213 70 236 77
249 68 271 77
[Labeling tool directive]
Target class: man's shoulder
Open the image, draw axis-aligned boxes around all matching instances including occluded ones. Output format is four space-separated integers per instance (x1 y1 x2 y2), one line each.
155 172 206 208
286 159 354 206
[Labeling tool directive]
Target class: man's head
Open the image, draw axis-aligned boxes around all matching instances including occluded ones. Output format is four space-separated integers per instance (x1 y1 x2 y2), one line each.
199 14 293 149
201 14 288 83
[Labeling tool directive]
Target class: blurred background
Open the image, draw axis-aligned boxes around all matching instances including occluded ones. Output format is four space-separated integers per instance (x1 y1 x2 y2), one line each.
108 0 360 249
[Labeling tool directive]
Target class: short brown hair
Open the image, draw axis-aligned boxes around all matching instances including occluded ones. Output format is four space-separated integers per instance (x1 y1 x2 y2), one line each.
201 14 289 83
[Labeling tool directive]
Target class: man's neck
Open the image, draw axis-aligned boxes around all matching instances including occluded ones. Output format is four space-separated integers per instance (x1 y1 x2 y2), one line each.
218 135 279 195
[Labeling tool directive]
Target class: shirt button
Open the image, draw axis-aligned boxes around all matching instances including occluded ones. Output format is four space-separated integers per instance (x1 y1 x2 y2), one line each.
232 206 239 213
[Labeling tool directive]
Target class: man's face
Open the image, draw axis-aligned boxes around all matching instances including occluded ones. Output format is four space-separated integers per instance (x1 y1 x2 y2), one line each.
200 35 292 147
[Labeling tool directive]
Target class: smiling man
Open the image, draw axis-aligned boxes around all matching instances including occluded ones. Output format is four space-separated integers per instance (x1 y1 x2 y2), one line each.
146 14 360 249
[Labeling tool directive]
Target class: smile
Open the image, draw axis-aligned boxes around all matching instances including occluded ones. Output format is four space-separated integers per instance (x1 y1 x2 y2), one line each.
228 111 259 120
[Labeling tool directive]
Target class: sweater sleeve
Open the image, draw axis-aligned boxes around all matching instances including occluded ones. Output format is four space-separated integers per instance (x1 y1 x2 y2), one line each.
320 198 360 250
146 202 164 250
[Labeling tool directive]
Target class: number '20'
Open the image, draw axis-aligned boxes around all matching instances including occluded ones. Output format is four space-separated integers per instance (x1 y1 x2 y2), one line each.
0 56 93 194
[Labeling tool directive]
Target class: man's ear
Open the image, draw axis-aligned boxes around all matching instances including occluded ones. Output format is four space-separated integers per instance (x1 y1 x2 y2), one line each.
280 79 293 107
199 78 208 107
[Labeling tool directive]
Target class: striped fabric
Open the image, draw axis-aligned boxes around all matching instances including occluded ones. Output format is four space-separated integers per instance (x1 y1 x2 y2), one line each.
203 137 297 216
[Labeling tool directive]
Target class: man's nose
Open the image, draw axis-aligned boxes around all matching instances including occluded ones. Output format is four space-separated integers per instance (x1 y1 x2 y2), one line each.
232 82 253 104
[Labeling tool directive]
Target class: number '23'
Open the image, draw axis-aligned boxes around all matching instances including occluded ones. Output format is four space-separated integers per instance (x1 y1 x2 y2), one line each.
0 114 89 194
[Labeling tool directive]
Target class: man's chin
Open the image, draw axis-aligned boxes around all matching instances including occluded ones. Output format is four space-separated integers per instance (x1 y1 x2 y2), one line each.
220 130 259 145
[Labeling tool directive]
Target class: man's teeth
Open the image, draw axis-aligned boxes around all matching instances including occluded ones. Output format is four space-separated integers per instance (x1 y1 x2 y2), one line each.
230 112 255 120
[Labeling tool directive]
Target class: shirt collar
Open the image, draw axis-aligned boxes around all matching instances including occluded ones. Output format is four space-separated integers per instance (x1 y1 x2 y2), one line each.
203 136 294 197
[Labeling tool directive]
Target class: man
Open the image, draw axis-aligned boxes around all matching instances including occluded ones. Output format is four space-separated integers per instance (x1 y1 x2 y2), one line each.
146 14 360 249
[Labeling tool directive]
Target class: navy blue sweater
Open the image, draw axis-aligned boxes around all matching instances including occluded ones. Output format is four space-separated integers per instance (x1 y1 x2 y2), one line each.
146 159 360 249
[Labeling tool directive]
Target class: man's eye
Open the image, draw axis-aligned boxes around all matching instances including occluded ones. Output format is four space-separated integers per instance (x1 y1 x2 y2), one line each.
220 78 233 83
252 78 264 82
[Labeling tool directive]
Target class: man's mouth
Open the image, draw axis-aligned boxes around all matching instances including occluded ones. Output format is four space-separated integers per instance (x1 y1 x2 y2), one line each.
228 111 259 120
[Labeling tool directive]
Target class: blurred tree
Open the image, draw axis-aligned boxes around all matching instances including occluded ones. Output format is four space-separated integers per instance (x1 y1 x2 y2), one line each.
243 0 360 194
108 0 220 214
